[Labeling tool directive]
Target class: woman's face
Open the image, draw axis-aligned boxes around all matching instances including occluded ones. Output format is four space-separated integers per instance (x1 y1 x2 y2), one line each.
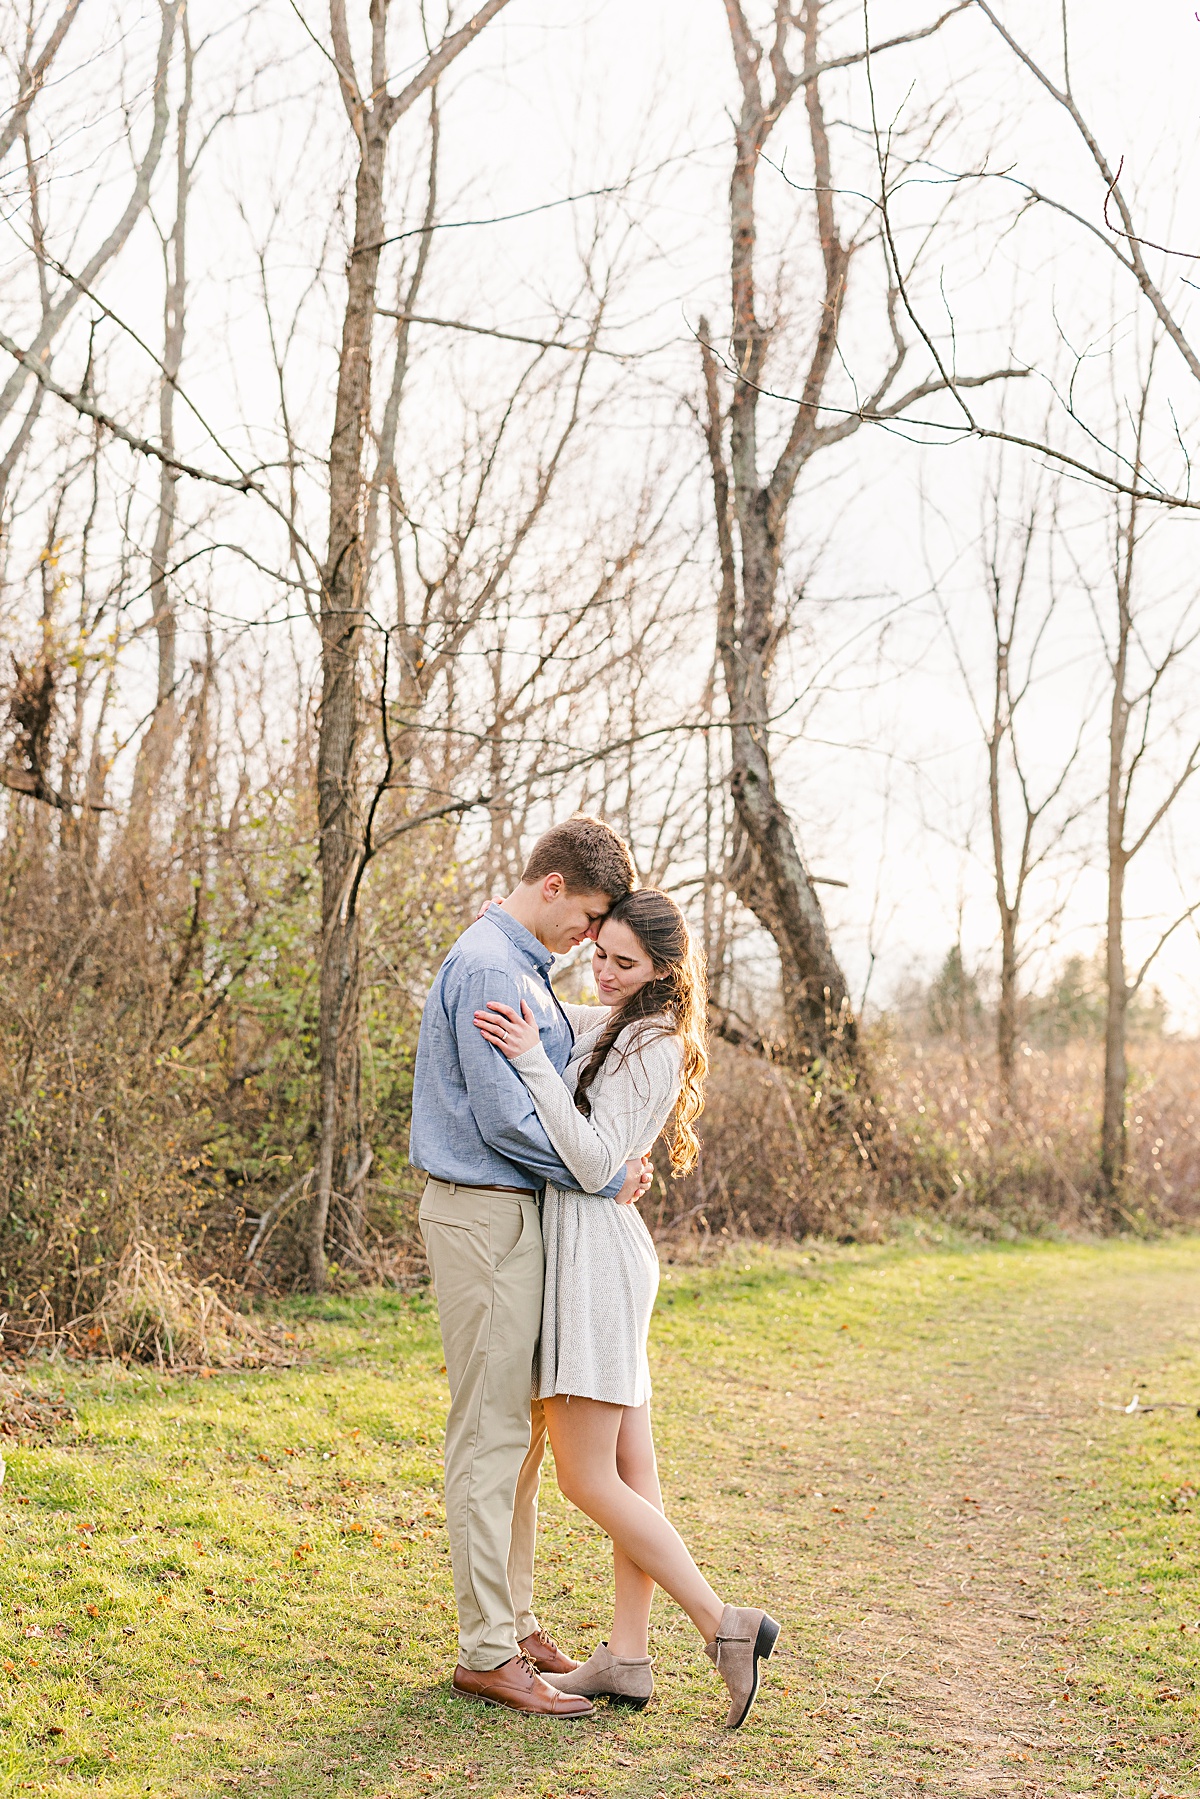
592 916 658 1006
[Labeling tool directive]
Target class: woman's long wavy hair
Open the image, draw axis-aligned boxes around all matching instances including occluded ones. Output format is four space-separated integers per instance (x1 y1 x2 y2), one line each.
573 888 708 1175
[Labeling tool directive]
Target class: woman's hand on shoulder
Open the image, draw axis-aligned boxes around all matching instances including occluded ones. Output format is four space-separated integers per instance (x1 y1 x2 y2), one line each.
473 999 540 1061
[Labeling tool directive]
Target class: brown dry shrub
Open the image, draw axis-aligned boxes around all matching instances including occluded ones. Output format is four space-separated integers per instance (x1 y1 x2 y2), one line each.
0 777 463 1334
652 1029 1200 1250
65 1241 296 1370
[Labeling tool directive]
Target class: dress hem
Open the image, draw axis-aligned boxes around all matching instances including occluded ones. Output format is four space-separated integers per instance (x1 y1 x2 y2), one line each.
538 1383 652 1407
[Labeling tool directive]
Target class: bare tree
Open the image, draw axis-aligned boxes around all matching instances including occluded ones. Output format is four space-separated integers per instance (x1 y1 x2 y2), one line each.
931 463 1086 1107
698 0 1013 1070
130 4 197 826
1085 369 1200 1197
309 0 513 1289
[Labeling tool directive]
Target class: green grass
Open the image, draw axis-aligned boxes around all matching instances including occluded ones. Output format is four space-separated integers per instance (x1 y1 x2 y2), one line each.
2 1237 1200 1796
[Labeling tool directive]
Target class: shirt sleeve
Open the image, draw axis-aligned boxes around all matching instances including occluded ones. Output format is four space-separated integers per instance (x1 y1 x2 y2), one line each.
512 1030 680 1195
450 962 626 1199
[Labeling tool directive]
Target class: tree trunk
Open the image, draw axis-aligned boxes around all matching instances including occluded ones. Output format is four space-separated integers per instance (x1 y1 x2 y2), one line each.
698 2 861 1072
1098 453 1137 1203
307 0 513 1287
130 7 193 836
699 292 855 1068
725 721 856 1064
996 904 1018 1110
989 691 1019 1111
1101 848 1128 1198
309 98 388 1292
1100 586 1131 1199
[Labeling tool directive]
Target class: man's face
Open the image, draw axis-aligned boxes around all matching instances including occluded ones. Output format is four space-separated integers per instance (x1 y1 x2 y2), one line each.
537 875 613 953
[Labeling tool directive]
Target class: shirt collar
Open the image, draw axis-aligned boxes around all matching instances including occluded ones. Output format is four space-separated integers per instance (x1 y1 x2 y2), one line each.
484 902 555 976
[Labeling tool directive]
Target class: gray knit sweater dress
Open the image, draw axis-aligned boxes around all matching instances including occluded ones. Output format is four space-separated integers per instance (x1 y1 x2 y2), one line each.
511 1004 681 1408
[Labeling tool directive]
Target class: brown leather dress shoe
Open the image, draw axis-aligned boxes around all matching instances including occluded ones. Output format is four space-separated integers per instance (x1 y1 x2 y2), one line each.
452 1657 593 1717
519 1627 579 1674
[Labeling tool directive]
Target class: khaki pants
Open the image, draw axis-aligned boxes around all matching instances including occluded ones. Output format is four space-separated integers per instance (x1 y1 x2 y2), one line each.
418 1178 547 1670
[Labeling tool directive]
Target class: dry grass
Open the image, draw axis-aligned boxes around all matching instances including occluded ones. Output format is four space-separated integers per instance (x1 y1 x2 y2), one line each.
655 1030 1200 1247
0 801 460 1334
60 1242 297 1371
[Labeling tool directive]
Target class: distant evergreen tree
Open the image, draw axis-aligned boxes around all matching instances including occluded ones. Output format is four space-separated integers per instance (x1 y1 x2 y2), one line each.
1031 955 1105 1041
1028 953 1167 1043
926 945 985 1039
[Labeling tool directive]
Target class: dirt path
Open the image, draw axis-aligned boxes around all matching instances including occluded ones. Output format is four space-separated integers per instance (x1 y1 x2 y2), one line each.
10 1242 1196 1799
651 1241 1200 1797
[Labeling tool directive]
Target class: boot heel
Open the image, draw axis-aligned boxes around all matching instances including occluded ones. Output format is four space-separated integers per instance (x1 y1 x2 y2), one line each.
609 1692 651 1710
755 1615 781 1661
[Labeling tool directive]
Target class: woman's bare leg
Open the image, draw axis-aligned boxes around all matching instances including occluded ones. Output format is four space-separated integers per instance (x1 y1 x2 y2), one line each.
545 1394 723 1644
608 1401 662 1658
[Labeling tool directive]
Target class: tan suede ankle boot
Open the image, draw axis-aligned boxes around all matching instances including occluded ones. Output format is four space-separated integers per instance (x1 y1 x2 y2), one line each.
704 1604 780 1728
543 1642 654 1709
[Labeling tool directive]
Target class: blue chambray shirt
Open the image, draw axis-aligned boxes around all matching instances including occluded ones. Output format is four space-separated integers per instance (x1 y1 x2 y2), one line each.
409 905 625 1199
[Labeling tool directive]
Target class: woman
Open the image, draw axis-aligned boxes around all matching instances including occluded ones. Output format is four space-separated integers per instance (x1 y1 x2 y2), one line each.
473 887 779 1728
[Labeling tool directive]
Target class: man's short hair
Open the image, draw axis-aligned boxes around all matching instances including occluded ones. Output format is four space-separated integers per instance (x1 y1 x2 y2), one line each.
521 815 636 901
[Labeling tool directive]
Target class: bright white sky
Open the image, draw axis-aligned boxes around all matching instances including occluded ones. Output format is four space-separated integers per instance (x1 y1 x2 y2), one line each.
437 0 1200 1025
350 0 1200 1024
8 0 1200 1025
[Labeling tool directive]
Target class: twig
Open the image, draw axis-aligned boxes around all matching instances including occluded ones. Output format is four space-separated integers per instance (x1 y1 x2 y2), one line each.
245 1171 314 1265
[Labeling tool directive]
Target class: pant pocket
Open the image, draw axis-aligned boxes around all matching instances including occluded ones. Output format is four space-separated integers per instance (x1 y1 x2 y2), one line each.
493 1199 539 1273
419 1208 475 1232
419 1182 485 1239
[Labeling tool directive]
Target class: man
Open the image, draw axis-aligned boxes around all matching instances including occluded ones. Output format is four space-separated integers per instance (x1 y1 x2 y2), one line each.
410 815 648 1717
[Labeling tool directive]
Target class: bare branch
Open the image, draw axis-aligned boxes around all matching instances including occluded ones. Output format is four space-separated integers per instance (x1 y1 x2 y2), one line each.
381 0 513 130
0 763 110 812
0 0 178 433
375 308 636 359
1129 899 1200 997
0 326 256 492
0 0 86 170
973 0 1200 391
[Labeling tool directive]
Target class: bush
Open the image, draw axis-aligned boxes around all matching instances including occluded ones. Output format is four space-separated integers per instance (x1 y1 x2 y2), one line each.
652 1029 1200 1248
0 771 462 1340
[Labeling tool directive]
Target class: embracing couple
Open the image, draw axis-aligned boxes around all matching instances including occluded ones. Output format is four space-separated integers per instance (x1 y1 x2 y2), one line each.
409 815 779 1727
